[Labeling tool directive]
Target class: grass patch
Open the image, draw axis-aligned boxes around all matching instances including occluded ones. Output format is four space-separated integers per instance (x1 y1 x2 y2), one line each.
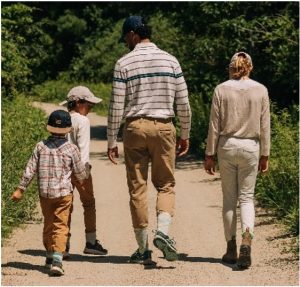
2 96 48 239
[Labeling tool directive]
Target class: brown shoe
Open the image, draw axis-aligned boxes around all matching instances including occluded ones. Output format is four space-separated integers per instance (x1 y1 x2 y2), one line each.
237 228 252 269
222 236 237 264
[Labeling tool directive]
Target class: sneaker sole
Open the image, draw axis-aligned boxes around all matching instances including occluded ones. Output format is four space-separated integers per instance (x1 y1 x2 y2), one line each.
49 267 64 276
153 237 178 261
83 248 108 255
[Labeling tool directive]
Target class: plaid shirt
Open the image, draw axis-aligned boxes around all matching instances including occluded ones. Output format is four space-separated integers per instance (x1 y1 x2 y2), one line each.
18 135 87 198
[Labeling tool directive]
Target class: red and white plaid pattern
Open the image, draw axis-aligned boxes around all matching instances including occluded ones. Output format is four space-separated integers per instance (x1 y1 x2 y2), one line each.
18 135 87 198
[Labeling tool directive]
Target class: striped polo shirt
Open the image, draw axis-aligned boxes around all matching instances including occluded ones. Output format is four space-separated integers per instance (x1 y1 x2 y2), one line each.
107 42 191 149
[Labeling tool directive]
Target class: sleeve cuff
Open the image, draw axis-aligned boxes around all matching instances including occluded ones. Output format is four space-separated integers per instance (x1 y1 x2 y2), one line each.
108 139 117 149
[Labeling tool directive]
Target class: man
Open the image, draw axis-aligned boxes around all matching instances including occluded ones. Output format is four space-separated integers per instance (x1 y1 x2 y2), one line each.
107 16 191 264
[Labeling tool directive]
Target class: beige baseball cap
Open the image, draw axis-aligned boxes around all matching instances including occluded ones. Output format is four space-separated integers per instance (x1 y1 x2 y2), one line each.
59 86 102 106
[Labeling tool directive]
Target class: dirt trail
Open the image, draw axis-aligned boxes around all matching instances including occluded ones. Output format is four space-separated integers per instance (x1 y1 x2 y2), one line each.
1 102 298 286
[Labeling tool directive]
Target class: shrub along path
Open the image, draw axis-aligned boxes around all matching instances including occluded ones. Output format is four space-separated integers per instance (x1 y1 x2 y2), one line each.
1 102 298 285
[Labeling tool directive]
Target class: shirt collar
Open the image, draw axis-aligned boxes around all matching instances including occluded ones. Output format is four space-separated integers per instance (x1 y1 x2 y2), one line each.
134 42 157 50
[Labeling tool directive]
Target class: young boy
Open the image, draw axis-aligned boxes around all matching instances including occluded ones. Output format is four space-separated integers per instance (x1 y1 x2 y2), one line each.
12 110 87 276
59 86 107 256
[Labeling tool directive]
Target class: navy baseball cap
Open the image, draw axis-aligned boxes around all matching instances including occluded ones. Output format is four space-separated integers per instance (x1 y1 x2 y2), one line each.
47 110 72 134
119 15 145 43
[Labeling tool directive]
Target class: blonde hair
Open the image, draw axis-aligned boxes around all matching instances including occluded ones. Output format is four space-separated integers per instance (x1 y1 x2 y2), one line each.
229 52 253 79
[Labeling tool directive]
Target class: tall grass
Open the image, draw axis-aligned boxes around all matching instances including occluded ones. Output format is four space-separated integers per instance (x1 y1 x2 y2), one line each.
1 96 48 239
255 105 299 235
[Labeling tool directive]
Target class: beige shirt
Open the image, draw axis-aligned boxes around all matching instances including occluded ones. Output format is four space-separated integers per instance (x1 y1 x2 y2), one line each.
205 79 270 156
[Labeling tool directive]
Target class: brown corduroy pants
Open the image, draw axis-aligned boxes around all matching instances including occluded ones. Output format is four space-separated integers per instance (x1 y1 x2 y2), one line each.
40 194 73 253
123 117 176 229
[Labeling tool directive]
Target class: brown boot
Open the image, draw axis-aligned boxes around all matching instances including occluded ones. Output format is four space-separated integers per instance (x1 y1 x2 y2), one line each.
222 236 237 264
237 228 252 269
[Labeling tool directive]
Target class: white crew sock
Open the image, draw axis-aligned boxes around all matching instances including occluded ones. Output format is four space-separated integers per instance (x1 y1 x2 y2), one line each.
86 232 96 245
157 212 172 235
134 228 148 254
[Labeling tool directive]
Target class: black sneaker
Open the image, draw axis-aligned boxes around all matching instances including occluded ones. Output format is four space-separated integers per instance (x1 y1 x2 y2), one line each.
153 230 178 261
83 239 108 255
130 249 153 265
45 257 53 269
49 261 64 276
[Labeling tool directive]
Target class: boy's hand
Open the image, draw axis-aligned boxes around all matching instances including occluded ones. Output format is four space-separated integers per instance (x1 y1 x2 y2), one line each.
11 188 24 201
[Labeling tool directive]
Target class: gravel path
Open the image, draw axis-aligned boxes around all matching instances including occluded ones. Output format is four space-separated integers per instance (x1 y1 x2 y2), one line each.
1 102 298 286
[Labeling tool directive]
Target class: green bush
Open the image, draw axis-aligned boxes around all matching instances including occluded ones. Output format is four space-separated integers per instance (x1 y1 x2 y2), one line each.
188 92 211 155
255 105 299 235
2 96 48 239
30 79 112 116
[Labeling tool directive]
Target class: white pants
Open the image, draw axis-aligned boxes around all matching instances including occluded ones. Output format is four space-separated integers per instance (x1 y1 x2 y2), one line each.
217 136 259 241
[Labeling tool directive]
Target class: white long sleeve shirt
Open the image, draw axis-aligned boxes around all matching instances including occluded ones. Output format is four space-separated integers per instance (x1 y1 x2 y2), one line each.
68 111 90 164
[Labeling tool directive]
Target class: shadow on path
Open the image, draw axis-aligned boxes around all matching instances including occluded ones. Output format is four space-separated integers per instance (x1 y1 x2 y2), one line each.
19 249 130 264
2 261 49 275
175 155 203 171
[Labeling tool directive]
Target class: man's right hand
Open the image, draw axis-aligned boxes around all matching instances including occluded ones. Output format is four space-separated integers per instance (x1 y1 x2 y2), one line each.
107 146 119 165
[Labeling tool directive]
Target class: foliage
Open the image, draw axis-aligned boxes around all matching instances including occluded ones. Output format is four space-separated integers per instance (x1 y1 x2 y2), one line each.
255 105 299 235
1 97 48 238
1 3 53 98
69 20 127 83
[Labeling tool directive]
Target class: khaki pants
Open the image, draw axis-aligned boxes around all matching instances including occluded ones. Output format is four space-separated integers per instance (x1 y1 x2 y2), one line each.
123 117 176 229
217 136 259 241
68 174 96 235
40 194 73 253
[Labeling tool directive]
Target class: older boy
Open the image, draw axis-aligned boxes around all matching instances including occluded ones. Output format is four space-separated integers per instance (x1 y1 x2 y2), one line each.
60 86 107 256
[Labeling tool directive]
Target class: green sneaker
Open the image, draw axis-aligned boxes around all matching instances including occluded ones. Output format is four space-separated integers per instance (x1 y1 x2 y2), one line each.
129 249 153 265
153 230 178 261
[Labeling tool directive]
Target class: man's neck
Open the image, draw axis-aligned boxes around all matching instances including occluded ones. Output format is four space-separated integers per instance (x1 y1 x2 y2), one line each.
140 39 151 44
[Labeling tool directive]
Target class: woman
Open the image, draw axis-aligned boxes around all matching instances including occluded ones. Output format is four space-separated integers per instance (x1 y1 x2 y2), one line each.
204 52 270 269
